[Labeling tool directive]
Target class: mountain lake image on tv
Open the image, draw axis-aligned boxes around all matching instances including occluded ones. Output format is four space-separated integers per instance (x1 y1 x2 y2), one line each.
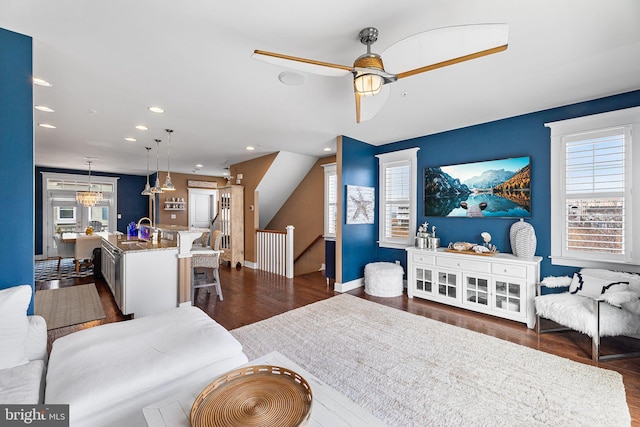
424 156 531 218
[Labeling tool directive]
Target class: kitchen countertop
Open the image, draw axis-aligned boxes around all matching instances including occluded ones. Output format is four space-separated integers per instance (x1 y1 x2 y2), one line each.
102 233 178 253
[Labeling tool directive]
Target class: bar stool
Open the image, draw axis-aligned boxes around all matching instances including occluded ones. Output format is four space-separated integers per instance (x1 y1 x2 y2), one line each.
191 230 223 302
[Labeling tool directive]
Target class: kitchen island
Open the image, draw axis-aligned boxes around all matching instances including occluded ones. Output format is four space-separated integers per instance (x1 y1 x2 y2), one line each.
101 234 179 318
100 225 208 318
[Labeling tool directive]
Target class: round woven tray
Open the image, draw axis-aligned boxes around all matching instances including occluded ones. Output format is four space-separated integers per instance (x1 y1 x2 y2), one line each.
190 365 313 427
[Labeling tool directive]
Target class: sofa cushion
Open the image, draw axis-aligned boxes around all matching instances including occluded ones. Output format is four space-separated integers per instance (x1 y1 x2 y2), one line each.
0 285 31 370
0 360 46 404
45 306 247 425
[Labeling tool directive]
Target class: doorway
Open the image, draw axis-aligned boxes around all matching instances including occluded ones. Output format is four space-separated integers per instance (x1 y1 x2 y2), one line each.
42 172 118 259
188 188 218 229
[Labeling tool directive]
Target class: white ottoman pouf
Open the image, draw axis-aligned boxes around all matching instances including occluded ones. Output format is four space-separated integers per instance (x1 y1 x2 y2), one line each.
364 262 404 297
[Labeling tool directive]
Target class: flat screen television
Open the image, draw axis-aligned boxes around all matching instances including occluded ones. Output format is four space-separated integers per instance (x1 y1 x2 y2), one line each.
424 156 531 218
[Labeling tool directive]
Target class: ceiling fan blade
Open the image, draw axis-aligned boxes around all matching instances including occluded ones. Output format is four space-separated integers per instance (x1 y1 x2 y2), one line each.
356 84 390 123
252 50 352 77
382 24 509 79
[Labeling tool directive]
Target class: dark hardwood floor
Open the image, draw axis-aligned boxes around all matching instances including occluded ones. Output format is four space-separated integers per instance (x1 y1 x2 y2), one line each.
37 264 640 425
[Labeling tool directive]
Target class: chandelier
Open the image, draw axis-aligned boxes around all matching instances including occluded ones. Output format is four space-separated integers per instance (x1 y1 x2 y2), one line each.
76 160 103 207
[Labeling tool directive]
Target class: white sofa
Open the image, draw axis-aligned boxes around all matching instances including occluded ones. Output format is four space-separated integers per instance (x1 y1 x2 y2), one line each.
0 285 47 403
0 285 248 426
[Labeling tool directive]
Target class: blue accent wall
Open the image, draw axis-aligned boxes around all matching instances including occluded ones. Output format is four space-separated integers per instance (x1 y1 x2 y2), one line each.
342 90 640 281
35 166 148 255
0 28 34 313
341 136 378 282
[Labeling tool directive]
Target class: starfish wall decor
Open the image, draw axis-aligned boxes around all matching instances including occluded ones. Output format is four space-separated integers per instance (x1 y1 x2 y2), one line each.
346 185 375 225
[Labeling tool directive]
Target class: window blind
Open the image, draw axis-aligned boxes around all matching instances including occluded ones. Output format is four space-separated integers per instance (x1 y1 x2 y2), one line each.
564 128 625 255
327 173 337 236
384 162 410 239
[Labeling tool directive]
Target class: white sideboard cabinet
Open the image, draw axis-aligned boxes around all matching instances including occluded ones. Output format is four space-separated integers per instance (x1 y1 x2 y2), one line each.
406 247 542 328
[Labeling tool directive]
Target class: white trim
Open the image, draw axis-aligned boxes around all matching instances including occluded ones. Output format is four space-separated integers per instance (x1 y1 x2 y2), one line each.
549 256 640 274
546 106 640 269
334 277 363 293
244 260 258 269
376 147 419 248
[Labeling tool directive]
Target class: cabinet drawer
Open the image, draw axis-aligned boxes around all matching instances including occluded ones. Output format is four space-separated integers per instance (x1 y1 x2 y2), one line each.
412 252 435 265
437 256 491 274
492 262 527 279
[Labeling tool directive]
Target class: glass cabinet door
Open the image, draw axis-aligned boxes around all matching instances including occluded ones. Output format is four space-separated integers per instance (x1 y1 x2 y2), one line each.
414 267 434 295
464 274 489 308
437 270 458 301
493 278 524 314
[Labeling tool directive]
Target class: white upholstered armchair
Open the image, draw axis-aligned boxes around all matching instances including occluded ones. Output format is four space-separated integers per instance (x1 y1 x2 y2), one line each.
535 268 640 361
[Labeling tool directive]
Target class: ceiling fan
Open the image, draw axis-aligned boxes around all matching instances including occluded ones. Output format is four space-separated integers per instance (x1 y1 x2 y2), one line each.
252 24 509 123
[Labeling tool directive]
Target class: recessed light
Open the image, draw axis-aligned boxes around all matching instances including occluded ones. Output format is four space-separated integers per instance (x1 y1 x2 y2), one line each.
246 146 255 151
148 106 164 114
35 105 55 113
323 147 332 152
38 123 56 129
195 164 203 168
33 78 52 87
124 137 136 142
135 125 148 131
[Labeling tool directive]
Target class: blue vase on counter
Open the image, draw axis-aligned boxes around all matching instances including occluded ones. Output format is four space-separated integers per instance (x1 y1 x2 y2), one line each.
127 222 138 237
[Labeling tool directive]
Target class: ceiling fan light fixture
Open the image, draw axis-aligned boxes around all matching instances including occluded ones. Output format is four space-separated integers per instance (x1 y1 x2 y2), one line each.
354 73 384 97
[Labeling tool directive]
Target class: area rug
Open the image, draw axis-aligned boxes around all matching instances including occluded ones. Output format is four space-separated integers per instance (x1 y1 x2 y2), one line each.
35 258 93 282
35 283 106 330
232 294 630 427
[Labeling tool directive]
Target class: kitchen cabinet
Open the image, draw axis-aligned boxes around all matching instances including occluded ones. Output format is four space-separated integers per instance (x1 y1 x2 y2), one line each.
101 235 179 318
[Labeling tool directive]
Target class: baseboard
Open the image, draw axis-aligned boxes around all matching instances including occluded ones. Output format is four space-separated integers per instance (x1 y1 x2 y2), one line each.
334 277 363 293
244 261 257 269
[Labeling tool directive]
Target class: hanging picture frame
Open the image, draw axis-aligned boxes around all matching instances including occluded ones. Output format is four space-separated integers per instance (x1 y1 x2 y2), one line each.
346 185 375 224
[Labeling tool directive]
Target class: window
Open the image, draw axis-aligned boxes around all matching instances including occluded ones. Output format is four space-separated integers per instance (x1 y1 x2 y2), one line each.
376 148 419 248
55 206 76 223
546 106 640 270
322 163 337 238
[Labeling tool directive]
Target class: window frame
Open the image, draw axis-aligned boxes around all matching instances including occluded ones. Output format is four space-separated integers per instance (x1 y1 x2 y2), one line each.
376 147 419 249
546 106 640 271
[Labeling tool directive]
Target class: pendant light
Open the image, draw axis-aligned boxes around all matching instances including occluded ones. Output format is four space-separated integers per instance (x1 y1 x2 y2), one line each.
161 128 175 191
141 147 153 195
76 160 103 207
151 139 164 194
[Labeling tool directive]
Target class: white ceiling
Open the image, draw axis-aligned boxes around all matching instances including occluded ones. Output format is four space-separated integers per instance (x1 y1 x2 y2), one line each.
1 0 639 177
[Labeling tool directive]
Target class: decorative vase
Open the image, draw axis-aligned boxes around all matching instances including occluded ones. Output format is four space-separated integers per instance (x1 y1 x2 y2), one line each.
509 219 530 256
511 219 536 258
